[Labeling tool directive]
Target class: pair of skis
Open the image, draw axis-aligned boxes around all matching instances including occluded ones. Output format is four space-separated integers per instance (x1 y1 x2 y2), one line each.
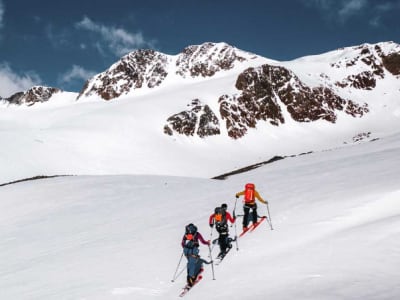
239 216 267 238
179 268 204 297
214 246 232 265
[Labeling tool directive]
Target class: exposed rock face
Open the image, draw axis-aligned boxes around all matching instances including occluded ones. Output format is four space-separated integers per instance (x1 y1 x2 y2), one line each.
78 42 254 101
218 64 369 139
4 86 60 106
164 99 220 138
333 43 400 90
78 49 169 100
175 42 249 78
382 52 400 75
336 71 377 90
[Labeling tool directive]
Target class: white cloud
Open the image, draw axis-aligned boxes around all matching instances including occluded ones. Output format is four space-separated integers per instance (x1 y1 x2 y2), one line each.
75 16 154 57
45 24 70 48
338 0 367 20
0 63 41 98
58 65 96 85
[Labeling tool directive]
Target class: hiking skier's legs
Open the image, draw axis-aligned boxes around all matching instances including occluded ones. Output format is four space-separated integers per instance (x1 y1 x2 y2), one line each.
243 205 250 228
251 203 258 224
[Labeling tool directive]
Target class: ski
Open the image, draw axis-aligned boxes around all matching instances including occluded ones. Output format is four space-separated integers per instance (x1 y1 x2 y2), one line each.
239 225 253 237
239 216 266 237
250 216 266 232
179 269 204 297
179 275 203 297
214 236 237 265
215 247 232 265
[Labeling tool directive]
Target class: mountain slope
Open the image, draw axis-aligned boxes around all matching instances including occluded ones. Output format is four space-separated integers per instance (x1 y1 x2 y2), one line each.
0 41 399 183
1 131 399 299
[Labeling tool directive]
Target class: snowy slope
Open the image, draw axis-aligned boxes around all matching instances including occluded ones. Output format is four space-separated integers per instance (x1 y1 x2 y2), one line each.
1 130 399 299
0 41 399 185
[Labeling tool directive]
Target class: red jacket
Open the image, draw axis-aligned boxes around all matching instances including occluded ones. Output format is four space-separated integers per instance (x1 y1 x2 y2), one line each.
209 211 235 226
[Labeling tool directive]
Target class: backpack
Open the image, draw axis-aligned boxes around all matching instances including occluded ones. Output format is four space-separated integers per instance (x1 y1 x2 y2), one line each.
244 183 255 203
214 207 228 233
184 224 198 249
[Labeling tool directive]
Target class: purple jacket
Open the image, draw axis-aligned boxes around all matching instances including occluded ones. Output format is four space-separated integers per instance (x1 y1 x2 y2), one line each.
181 232 209 248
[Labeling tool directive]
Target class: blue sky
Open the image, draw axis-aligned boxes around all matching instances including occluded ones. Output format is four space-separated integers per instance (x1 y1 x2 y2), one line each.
0 0 399 97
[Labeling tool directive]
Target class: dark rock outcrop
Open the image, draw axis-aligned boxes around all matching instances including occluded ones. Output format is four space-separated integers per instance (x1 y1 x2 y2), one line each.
164 99 220 138
218 64 368 139
4 86 60 106
175 42 250 78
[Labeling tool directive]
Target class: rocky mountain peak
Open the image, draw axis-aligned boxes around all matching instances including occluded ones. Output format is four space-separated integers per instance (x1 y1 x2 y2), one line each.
78 49 171 100
332 42 400 90
175 42 256 78
3 86 60 106
78 42 257 101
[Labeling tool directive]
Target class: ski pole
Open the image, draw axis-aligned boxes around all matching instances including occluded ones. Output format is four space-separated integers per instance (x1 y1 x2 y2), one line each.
233 197 239 250
171 252 184 282
208 225 215 258
208 244 216 280
266 202 274 230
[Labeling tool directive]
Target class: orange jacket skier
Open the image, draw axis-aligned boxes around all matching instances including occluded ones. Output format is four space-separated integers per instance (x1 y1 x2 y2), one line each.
235 183 267 231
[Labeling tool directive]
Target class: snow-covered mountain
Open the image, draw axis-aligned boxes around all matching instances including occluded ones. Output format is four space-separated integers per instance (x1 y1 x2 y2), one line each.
1 42 400 299
74 41 399 139
0 41 399 183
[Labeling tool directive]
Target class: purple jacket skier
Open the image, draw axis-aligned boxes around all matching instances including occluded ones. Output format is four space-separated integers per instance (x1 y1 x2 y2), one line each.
181 223 211 286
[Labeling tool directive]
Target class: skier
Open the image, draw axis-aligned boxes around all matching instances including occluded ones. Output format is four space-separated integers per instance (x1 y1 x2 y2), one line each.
181 223 211 286
235 183 268 231
209 203 236 258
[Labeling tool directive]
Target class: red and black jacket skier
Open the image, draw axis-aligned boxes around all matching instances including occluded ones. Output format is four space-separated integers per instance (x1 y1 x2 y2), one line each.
209 203 236 258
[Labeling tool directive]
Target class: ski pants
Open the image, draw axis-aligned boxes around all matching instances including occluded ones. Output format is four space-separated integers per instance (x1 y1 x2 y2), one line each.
186 255 203 278
184 247 202 278
218 232 230 253
243 203 257 227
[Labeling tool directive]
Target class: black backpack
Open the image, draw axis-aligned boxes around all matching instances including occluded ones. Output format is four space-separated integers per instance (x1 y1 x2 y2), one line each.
214 207 228 232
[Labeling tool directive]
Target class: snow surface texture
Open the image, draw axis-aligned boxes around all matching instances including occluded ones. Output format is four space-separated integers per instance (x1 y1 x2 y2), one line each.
1 132 400 299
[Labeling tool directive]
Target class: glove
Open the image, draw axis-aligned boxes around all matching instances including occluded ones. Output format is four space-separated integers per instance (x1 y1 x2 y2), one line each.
235 194 239 199
207 240 211 245
233 211 236 218
209 223 214 228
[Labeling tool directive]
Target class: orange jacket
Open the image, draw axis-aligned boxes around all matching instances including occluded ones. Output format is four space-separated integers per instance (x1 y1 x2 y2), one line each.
236 189 267 205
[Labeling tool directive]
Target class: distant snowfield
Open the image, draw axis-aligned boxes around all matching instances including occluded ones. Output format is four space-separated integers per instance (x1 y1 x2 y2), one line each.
1 73 399 185
1 131 399 299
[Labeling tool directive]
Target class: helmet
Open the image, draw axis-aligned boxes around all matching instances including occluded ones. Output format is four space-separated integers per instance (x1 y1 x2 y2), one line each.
186 223 197 234
221 203 228 210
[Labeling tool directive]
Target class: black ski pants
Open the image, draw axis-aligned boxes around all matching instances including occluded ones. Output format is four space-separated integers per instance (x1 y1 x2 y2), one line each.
243 203 257 227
